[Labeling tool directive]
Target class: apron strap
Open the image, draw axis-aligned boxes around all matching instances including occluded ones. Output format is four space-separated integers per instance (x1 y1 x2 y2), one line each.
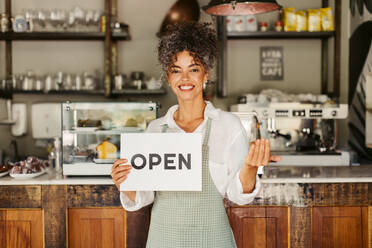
203 118 212 145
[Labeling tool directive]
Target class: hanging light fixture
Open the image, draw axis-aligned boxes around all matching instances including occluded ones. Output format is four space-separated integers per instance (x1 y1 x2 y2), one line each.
203 0 282 16
157 0 200 37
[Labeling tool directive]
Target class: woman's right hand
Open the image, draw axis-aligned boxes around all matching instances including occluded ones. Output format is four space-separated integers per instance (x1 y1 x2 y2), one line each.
111 158 132 191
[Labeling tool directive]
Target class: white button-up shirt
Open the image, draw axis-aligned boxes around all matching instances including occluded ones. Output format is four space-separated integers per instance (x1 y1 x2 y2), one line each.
120 101 261 211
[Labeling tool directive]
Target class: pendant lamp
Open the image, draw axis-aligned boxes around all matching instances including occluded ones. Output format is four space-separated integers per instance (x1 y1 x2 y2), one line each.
203 0 282 16
157 0 200 37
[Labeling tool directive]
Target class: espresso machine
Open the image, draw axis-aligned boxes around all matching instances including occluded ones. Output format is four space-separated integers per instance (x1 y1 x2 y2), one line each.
231 100 350 166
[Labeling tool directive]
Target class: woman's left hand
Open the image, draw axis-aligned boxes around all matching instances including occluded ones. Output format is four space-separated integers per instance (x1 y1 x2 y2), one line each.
244 139 281 168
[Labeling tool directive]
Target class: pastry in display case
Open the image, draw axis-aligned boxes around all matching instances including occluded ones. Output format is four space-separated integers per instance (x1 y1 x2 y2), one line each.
62 102 158 176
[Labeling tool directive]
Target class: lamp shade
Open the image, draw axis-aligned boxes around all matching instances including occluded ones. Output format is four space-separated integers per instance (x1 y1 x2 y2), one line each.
203 0 281 16
157 0 200 37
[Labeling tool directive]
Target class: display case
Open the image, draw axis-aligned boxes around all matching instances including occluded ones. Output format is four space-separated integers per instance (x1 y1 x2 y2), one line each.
62 101 158 176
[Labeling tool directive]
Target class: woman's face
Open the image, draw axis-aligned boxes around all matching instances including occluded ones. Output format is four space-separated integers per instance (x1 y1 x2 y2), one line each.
167 51 208 102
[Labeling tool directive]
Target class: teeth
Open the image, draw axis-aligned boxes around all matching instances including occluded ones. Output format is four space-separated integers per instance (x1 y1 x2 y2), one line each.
179 85 194 90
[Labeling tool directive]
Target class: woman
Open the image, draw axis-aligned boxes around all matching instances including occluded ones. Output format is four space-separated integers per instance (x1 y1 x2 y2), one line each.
111 22 280 248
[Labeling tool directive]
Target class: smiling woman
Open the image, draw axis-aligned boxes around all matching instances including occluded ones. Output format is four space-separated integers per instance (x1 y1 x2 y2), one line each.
111 22 280 248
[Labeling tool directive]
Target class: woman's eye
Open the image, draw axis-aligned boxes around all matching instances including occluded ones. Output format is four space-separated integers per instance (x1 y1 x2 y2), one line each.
170 70 180 74
191 68 199 72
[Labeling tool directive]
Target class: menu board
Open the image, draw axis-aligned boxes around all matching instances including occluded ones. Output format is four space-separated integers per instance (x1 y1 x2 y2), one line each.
260 46 284 80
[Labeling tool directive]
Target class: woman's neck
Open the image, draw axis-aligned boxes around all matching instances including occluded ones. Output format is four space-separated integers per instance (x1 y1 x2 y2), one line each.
174 98 206 128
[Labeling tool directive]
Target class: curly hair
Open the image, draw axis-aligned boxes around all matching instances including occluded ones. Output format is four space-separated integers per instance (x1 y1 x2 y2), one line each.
158 22 218 72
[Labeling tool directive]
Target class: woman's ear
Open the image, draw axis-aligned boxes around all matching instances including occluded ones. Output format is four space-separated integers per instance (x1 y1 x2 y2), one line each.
204 71 209 83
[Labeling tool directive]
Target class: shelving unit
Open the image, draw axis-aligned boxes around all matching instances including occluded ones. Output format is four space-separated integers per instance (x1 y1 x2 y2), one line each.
1 0 165 97
216 0 342 99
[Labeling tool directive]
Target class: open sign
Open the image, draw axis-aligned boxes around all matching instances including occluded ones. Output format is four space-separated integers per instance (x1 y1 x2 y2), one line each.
120 133 202 191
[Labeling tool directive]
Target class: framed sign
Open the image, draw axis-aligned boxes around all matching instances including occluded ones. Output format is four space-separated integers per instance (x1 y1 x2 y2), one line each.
260 46 284 80
120 133 202 191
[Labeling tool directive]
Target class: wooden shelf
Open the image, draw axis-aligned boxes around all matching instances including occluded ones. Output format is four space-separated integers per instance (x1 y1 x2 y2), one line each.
0 32 130 41
12 88 166 96
112 88 167 95
13 90 105 95
227 31 335 39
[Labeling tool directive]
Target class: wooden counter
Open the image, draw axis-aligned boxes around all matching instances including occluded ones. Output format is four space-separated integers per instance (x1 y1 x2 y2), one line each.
0 166 371 247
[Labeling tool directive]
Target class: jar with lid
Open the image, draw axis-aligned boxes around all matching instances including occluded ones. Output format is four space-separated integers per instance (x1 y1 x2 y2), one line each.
275 21 283 32
259 21 268 32
1 13 9 33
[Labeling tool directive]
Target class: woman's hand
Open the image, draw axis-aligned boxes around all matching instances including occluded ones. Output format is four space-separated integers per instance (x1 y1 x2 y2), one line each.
111 158 132 191
239 139 281 193
244 139 281 168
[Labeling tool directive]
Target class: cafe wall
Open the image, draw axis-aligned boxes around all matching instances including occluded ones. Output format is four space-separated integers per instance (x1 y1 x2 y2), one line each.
0 0 351 158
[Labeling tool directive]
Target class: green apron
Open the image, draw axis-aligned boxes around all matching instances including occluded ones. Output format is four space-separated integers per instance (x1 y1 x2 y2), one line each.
146 118 237 248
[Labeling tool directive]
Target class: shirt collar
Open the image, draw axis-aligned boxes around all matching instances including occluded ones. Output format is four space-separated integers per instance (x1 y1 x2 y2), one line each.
159 101 219 127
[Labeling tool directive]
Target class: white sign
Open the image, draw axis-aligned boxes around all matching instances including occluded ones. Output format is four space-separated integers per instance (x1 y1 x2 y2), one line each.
120 133 202 191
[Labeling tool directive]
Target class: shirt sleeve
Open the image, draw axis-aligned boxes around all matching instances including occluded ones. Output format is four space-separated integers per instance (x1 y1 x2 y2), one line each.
120 191 155 211
225 127 261 205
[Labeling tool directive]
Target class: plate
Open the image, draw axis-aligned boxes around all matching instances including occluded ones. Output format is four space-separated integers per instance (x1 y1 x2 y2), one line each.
0 170 10 177
94 158 116 164
9 170 46 179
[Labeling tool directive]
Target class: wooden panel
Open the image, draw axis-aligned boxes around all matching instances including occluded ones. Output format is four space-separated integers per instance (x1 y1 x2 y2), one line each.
68 208 126 248
362 207 368 248
229 207 288 248
0 186 41 208
312 206 366 248
266 207 289 248
0 210 5 246
67 185 121 207
290 206 311 248
243 216 267 248
230 207 266 248
42 185 67 248
311 183 372 206
2 209 44 248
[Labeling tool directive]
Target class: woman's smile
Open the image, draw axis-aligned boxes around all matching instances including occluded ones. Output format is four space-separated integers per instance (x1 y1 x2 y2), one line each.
178 83 195 91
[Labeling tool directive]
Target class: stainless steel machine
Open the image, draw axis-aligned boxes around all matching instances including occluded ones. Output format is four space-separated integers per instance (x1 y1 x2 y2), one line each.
231 101 350 166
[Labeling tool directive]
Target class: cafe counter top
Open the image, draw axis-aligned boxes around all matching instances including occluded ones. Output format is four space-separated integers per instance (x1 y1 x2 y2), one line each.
0 165 372 185
0 170 114 185
260 165 372 183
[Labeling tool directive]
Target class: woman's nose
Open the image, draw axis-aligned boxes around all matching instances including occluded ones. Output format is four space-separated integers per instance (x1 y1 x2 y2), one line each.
181 71 189 81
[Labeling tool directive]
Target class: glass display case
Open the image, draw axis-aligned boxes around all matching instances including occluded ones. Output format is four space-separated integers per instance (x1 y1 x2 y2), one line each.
62 101 158 176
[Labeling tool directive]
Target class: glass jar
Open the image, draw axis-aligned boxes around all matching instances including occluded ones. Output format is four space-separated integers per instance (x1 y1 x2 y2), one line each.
260 21 268 32
1 13 9 32
275 21 283 32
